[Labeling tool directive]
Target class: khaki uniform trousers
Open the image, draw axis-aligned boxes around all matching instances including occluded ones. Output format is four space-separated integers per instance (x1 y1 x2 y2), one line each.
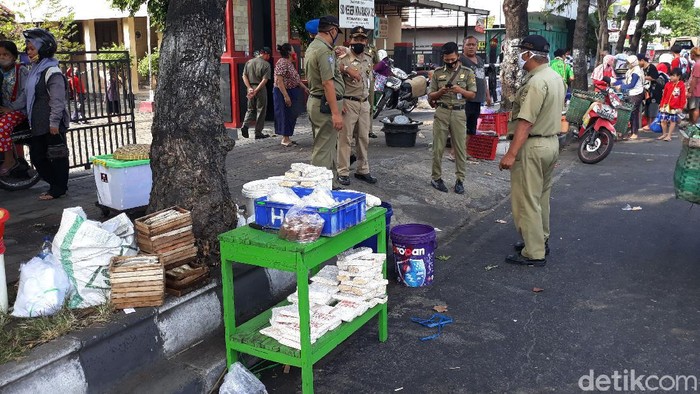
339 99 370 176
243 87 267 134
511 136 559 260
432 107 467 182
308 97 343 185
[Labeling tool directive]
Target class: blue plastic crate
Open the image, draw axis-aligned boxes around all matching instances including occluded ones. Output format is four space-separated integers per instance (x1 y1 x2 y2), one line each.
254 188 367 236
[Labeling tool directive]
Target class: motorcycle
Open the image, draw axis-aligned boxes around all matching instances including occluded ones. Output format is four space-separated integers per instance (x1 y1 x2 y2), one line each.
373 64 429 119
574 88 622 164
0 121 41 191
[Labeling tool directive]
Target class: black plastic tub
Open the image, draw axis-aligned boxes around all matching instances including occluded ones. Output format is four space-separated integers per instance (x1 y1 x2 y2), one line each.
380 115 423 148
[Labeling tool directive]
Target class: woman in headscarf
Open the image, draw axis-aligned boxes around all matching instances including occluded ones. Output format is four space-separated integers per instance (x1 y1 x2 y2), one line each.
23 28 70 200
0 40 28 176
592 54 615 92
614 55 645 139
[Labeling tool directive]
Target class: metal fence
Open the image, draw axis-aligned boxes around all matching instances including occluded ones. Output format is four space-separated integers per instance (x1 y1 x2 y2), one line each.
57 51 136 169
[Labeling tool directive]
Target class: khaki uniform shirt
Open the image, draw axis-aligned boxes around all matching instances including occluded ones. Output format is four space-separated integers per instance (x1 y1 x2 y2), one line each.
242 56 271 85
340 52 371 99
508 64 566 137
304 37 344 97
430 64 477 106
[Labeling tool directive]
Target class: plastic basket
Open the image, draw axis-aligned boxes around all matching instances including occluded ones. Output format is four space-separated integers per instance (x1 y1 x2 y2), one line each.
674 137 700 204
254 188 367 236
467 134 499 160
477 112 510 136
615 103 633 135
566 90 604 124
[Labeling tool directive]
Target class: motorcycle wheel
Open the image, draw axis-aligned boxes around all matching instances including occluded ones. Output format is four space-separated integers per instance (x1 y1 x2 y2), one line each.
0 145 41 191
401 98 418 114
373 91 391 119
577 127 615 164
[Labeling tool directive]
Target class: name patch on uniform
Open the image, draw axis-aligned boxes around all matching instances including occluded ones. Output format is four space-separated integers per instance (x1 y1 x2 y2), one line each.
438 75 447 80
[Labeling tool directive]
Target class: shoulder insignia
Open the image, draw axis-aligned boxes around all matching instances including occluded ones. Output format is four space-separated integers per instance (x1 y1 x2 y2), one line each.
460 74 465 79
328 55 335 64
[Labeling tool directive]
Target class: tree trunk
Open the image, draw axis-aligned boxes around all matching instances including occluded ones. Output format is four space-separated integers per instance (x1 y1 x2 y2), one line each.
630 0 661 52
149 0 236 264
597 0 613 63
615 0 638 53
572 0 590 91
501 0 529 111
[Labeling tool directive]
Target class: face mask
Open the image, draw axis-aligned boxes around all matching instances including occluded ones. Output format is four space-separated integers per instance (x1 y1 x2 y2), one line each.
0 59 14 67
518 51 530 70
444 60 458 69
351 43 365 55
291 53 297 62
330 29 339 46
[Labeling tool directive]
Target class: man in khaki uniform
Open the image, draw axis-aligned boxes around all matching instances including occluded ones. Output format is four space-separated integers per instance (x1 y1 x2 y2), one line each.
499 35 565 267
305 15 345 187
241 47 272 139
428 42 476 194
337 26 377 186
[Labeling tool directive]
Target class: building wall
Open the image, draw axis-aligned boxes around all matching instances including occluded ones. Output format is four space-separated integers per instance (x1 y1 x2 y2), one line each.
275 0 289 45
401 28 486 50
232 0 249 54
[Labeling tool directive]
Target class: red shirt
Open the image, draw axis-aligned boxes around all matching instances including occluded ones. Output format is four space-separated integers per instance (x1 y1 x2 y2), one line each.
671 57 681 71
660 80 687 111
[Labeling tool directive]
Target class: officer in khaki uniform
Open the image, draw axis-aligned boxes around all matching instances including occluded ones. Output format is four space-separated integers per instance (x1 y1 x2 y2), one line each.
304 15 345 186
337 26 377 186
499 35 565 267
241 47 272 139
428 42 477 194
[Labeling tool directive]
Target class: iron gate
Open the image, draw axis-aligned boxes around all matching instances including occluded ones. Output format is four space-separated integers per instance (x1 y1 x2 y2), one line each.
57 51 137 169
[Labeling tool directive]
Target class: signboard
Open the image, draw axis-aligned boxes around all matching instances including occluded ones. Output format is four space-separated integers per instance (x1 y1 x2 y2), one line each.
339 0 375 29
477 41 486 51
475 17 485 33
376 17 389 39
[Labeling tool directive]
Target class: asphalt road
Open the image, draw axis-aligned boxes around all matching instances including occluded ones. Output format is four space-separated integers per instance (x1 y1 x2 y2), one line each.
262 132 700 393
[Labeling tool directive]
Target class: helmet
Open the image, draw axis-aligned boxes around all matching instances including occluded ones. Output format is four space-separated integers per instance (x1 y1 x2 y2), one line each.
23 28 57 59
658 53 674 65
377 49 387 61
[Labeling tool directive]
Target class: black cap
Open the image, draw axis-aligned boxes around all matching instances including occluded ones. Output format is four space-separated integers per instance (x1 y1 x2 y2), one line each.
318 15 340 31
259 47 272 54
636 53 648 61
514 35 550 53
350 26 368 38
554 48 566 57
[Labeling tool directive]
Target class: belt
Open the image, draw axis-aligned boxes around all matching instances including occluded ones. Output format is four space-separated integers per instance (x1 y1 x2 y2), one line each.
310 94 343 100
343 96 368 103
437 103 466 110
506 134 557 140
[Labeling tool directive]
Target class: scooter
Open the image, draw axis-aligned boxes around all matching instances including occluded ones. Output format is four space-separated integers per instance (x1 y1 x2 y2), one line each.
575 87 621 164
373 63 429 119
0 120 41 191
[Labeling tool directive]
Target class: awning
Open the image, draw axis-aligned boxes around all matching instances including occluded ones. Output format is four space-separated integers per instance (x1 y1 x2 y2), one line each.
376 0 490 15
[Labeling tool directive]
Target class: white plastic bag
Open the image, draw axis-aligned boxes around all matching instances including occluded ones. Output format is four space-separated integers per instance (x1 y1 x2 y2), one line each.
52 207 137 309
219 362 268 394
12 254 71 317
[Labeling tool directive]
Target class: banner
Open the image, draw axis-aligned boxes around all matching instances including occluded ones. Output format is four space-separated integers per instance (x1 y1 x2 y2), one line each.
475 17 485 33
339 0 375 29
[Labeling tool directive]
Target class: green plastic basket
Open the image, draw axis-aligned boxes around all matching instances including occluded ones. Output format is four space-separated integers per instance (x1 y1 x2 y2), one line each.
674 139 700 204
615 103 633 135
566 90 604 124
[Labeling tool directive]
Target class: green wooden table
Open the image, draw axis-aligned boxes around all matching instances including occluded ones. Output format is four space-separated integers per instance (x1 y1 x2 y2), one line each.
219 207 388 393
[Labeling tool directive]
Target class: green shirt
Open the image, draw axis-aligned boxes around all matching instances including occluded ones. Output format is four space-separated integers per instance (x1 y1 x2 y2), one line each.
550 57 573 84
242 56 271 85
429 64 477 106
508 64 566 137
304 37 344 97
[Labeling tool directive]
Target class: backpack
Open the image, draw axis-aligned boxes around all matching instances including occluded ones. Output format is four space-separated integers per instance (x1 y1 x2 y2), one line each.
679 58 690 80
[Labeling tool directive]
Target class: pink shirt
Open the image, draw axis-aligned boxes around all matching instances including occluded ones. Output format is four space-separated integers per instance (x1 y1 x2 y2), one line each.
692 63 700 97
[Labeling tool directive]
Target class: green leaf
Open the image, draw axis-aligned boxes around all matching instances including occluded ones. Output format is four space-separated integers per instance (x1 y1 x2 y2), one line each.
436 255 451 261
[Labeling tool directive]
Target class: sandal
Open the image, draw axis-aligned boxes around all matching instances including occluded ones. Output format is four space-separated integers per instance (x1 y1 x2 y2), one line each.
656 135 666 140
281 141 298 147
663 137 672 141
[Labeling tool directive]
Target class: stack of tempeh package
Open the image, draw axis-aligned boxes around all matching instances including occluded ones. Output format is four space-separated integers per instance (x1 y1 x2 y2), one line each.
260 247 388 349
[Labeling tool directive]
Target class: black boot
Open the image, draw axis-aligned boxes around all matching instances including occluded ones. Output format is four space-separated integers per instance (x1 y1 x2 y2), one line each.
240 125 249 138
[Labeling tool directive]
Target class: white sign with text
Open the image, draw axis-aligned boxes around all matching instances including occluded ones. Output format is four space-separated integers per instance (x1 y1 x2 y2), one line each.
339 0 375 29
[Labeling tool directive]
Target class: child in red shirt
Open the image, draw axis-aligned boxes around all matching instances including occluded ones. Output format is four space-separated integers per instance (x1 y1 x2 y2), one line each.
658 68 687 141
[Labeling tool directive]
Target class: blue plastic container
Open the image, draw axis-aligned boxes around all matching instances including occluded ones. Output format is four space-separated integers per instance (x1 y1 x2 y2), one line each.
254 188 366 236
355 201 393 252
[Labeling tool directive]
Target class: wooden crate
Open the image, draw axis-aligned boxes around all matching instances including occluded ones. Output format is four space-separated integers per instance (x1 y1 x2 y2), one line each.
159 244 199 270
166 264 210 296
109 255 165 309
135 206 192 237
137 225 195 254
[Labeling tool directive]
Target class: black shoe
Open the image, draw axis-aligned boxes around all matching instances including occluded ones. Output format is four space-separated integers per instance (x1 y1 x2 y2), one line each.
240 125 249 138
454 180 464 194
369 132 378 138
255 133 270 139
354 173 377 184
431 178 448 192
350 154 357 165
505 253 546 267
337 176 351 186
514 240 550 256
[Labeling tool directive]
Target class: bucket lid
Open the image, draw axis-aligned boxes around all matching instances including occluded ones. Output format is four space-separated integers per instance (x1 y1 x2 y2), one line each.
391 223 435 240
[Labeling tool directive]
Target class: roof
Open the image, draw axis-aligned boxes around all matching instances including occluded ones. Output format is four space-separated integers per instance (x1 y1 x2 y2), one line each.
376 0 490 15
7 0 147 22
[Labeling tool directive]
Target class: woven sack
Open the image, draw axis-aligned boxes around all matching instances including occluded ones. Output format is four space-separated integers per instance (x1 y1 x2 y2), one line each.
113 144 151 161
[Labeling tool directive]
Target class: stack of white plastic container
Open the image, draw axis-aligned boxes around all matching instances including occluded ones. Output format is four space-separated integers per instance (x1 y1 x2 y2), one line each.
259 248 387 350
